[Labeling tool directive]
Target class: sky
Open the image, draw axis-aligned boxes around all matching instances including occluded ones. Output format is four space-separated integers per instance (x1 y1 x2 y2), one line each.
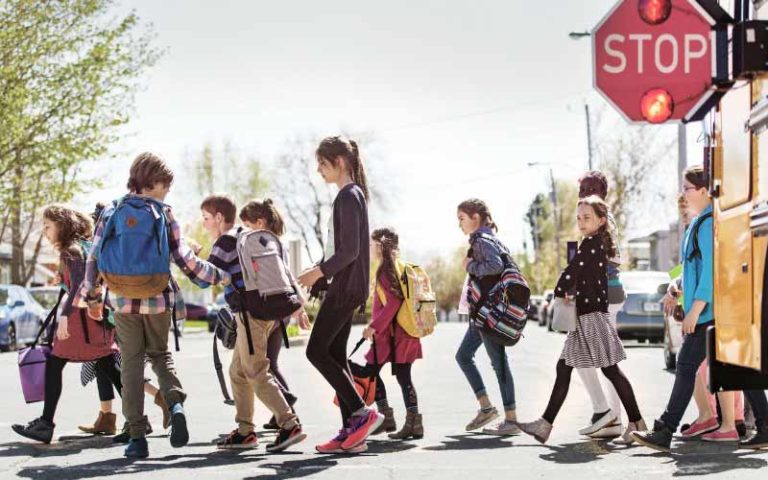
77 0 704 264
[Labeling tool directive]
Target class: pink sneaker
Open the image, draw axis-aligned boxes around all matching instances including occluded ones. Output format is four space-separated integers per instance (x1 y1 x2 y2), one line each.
315 429 348 454
681 418 719 438
341 410 384 450
701 429 739 442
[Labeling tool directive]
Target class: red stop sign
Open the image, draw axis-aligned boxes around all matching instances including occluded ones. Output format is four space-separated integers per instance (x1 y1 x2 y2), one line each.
593 0 717 123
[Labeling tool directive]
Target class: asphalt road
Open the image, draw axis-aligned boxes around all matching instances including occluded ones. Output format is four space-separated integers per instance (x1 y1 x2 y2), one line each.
1 321 766 479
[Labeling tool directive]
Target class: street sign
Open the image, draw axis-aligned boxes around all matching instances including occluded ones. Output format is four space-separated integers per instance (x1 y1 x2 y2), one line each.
592 0 725 123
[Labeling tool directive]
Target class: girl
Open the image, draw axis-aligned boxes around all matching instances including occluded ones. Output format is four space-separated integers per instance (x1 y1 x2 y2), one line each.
519 196 646 444
13 206 122 444
238 198 304 434
361 227 424 440
298 136 383 454
455 199 519 436
634 166 737 452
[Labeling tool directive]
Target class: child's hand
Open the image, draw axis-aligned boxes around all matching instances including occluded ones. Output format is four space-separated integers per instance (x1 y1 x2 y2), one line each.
362 326 375 340
682 311 698 335
298 267 323 288
187 239 203 255
293 307 311 330
564 295 575 305
56 317 70 341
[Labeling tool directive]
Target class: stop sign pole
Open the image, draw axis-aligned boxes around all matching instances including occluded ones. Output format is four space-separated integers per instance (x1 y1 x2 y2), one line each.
592 0 732 124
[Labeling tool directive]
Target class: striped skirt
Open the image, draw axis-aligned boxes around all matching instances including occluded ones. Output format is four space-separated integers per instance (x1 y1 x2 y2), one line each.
560 311 626 369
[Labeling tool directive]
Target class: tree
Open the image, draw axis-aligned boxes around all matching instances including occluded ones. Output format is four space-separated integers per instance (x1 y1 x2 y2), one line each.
425 247 468 319
0 0 160 284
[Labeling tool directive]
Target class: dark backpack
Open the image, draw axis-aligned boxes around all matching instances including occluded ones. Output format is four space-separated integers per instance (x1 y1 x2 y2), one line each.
687 212 713 262
212 307 236 405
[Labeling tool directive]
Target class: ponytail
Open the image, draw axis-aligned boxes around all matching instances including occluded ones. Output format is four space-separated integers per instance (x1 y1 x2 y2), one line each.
457 198 498 232
372 227 403 300
239 198 286 236
316 136 370 201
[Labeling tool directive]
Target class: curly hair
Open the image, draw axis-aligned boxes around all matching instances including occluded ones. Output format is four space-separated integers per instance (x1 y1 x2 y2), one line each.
372 227 404 300
577 196 616 259
43 205 93 261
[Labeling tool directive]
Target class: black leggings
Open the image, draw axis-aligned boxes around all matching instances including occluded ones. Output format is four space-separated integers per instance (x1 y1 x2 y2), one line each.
267 321 295 402
365 363 418 411
306 301 365 425
43 354 122 423
542 359 642 425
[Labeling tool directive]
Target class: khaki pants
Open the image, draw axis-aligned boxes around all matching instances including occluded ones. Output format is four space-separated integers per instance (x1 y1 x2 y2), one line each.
115 311 186 438
230 313 296 435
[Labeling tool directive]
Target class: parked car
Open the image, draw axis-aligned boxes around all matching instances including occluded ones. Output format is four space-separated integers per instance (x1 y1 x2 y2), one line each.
0 285 46 352
29 286 62 310
539 290 554 327
528 295 544 322
615 271 668 343
207 293 227 332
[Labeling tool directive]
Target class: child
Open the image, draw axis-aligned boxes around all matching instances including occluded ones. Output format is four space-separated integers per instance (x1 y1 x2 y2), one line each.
203 195 308 452
77 152 230 459
298 136 384 454
13 206 122 444
519 196 646 444
633 166 737 451
455 199 519 436
361 227 424 440
574 171 626 438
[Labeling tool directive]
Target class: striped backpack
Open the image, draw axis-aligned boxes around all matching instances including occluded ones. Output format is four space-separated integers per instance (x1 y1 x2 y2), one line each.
467 234 531 347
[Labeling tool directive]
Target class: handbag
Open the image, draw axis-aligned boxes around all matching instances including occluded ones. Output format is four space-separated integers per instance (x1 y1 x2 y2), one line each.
18 289 65 403
551 297 577 333
333 338 377 407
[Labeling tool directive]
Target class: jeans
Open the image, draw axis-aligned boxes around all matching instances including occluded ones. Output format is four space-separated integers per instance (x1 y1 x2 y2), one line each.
455 324 516 411
660 321 712 430
745 390 768 430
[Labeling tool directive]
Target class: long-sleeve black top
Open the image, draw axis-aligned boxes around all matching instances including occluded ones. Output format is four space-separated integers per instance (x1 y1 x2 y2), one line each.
554 235 609 316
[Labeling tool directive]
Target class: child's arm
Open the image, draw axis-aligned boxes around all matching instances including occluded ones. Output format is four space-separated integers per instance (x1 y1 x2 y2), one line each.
369 282 402 335
466 237 504 277
167 209 230 288
319 191 361 279
554 238 593 297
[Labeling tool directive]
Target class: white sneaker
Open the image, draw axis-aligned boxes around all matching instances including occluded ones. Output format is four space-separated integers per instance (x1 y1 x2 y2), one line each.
588 423 623 439
578 411 616 436
482 420 522 436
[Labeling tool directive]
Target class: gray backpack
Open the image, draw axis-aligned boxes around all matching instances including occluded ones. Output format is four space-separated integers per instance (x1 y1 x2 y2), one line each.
234 229 300 353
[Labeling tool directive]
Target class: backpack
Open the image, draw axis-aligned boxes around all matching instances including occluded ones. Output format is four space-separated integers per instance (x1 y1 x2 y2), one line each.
376 260 437 338
234 229 301 354
466 234 531 347
687 211 713 262
97 196 171 298
212 307 236 405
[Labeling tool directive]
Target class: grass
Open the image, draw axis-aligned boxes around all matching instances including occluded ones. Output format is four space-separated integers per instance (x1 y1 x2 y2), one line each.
185 320 209 330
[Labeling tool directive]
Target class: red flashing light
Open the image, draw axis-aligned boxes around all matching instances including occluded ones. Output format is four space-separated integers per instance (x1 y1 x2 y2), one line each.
638 0 672 25
640 88 674 123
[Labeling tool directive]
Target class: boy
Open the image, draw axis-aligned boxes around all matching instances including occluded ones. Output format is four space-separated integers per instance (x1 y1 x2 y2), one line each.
77 152 230 458
200 194 307 452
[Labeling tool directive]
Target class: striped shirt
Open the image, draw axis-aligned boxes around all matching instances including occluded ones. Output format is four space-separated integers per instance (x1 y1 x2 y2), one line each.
208 228 245 311
74 196 229 317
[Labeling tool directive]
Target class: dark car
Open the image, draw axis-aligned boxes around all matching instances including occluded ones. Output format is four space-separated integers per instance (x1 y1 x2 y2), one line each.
1 285 46 352
615 271 668 343
528 295 544 322
539 290 554 328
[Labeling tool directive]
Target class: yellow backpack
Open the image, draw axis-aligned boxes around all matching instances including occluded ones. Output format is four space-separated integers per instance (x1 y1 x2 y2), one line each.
376 260 437 338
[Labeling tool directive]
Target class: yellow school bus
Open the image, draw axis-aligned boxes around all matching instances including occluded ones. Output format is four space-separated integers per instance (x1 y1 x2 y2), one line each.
710 1 768 391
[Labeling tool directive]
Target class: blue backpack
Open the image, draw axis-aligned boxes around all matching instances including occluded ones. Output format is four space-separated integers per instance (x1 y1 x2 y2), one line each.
97 196 171 298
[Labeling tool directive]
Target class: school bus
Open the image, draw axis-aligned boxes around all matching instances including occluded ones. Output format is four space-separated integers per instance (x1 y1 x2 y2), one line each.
709 0 768 391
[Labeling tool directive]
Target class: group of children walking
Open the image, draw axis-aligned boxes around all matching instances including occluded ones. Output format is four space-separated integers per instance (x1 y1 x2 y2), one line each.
10 137 768 459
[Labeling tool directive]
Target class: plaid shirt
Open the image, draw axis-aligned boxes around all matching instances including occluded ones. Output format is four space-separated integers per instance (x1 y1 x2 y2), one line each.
74 196 229 317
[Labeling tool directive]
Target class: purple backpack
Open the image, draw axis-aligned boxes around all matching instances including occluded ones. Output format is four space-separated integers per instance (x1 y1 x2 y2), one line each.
18 289 65 403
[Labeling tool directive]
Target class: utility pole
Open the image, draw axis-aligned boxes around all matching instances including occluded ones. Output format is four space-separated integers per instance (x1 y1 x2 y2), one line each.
585 103 594 171
550 167 561 270
676 123 687 263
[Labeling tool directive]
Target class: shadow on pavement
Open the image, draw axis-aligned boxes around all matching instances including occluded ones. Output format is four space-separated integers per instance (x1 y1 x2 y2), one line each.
16 451 267 480
0 435 117 459
528 440 617 464
421 434 513 451
630 441 768 476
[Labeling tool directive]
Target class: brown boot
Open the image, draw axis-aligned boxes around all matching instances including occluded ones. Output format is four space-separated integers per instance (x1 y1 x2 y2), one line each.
389 412 423 440
155 392 171 429
78 412 117 435
372 407 397 435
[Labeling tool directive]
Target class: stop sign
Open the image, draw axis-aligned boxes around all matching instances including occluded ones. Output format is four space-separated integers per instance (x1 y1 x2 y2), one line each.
593 0 718 123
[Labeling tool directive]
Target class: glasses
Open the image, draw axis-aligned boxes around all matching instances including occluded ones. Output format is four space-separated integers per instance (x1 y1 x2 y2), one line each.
682 186 699 193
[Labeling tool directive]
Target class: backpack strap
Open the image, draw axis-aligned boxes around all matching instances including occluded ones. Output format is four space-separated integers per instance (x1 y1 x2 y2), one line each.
31 289 66 348
687 212 713 262
171 304 180 352
212 329 235 405
236 293 255 355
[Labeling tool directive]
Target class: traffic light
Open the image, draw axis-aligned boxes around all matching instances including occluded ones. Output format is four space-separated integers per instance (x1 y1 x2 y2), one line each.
637 0 671 25
640 88 674 123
